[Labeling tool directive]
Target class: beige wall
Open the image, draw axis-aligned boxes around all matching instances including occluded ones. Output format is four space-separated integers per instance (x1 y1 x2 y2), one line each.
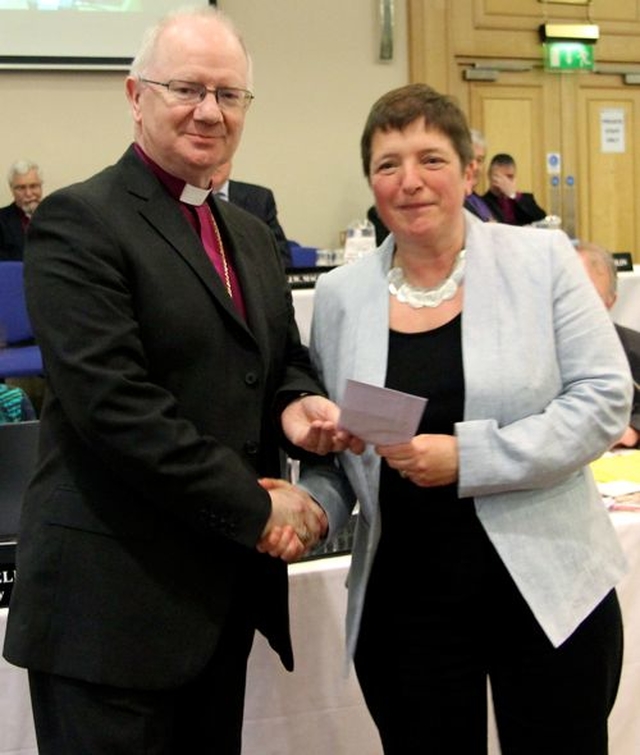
0 0 408 249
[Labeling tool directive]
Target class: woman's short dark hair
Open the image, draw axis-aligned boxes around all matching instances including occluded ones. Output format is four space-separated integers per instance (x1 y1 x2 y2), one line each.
360 83 474 178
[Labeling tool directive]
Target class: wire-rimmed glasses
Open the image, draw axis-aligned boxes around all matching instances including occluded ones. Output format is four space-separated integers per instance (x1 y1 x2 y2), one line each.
139 78 254 111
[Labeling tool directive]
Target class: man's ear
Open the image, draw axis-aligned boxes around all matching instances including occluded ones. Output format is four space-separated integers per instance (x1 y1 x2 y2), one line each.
125 77 143 124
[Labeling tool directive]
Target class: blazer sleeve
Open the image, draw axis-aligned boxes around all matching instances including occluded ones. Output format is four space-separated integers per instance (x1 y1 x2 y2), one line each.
457 229 633 497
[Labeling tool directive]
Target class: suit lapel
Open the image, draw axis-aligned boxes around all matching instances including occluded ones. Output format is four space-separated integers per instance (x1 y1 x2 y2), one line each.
119 149 252 334
215 199 274 350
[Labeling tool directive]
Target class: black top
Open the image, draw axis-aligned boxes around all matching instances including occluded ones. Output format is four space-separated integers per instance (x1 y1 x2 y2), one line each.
378 314 474 548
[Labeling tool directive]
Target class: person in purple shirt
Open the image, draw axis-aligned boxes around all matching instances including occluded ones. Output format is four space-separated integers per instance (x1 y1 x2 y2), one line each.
482 153 546 226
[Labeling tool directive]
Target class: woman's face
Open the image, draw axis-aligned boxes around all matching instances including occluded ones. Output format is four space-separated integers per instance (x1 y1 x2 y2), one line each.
369 119 473 247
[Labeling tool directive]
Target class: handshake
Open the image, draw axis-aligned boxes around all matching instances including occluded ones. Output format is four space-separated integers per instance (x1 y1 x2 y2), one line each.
256 477 328 563
255 393 364 562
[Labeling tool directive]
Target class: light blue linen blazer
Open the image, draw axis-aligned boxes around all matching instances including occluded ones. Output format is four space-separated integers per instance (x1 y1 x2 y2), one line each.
299 211 633 657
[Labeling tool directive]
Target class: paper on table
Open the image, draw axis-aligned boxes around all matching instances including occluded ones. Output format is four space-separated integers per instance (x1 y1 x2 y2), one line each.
338 379 427 445
591 450 640 484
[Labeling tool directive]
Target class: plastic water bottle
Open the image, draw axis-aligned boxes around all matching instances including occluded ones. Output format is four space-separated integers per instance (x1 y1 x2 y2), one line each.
343 219 376 264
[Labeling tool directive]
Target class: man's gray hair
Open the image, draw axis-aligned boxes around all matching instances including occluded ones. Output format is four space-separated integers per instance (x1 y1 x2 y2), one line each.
7 159 42 186
129 6 252 86
470 129 486 150
576 240 618 297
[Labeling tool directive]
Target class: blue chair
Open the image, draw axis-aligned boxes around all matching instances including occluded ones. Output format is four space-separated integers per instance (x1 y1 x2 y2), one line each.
0 262 43 379
289 245 318 268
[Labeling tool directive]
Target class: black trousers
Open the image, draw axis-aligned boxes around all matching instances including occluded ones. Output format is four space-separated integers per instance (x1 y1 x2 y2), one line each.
28 603 256 755
354 519 623 755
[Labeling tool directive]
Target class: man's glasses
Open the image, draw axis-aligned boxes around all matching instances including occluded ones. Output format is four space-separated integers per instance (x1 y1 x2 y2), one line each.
139 78 254 111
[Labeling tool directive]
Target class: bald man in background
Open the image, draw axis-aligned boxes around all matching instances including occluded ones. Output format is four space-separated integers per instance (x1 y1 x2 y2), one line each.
577 241 640 448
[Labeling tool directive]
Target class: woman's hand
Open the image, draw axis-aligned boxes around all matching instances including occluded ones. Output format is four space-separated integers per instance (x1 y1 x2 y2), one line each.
375 433 459 487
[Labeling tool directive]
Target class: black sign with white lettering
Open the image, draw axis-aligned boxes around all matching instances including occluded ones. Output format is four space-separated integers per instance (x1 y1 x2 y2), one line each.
612 252 634 272
0 542 16 608
286 266 335 290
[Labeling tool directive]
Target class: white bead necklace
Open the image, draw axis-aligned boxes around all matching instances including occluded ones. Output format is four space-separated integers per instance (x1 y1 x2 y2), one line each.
388 248 466 309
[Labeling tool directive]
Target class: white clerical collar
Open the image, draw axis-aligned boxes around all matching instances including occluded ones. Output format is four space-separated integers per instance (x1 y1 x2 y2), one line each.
180 183 212 206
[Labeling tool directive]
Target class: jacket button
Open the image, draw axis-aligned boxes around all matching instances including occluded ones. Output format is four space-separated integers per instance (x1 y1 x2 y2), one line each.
244 440 259 455
244 372 259 386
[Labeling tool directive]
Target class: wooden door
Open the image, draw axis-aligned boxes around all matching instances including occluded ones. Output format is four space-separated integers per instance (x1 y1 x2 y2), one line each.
464 69 561 209
574 77 640 257
461 69 640 256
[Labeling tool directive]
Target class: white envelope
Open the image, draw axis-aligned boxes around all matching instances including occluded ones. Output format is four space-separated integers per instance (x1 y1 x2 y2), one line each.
339 379 427 446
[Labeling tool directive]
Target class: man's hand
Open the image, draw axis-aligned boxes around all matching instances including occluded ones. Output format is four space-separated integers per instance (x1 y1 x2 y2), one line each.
489 166 518 199
256 477 328 562
281 394 365 455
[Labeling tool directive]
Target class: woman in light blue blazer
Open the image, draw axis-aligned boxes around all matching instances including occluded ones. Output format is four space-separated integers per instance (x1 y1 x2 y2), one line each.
298 84 632 754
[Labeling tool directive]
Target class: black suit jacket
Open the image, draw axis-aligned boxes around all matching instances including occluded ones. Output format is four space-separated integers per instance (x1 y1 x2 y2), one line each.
0 202 26 260
227 180 292 267
616 323 640 433
3 146 323 689
481 190 546 226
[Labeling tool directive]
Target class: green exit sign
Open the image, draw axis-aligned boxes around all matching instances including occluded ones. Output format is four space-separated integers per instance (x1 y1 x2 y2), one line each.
544 41 595 71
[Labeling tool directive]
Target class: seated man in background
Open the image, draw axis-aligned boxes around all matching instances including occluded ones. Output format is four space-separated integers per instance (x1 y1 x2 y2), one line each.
463 129 496 222
578 241 640 448
0 160 43 261
482 153 546 226
211 160 292 267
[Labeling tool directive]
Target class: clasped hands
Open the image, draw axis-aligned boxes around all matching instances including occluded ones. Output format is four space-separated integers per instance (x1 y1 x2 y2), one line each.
257 395 364 562
257 478 327 562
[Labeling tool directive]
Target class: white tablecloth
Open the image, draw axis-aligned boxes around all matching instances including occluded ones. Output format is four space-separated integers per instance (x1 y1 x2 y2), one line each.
0 611 37 754
612 266 640 331
292 288 315 346
2 513 638 755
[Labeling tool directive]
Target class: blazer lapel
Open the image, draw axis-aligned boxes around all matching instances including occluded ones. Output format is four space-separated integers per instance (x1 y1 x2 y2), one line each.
346 243 393 390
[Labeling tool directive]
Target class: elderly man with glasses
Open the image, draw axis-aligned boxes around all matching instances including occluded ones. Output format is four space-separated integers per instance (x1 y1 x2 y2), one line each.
3 7 358 754
0 159 43 260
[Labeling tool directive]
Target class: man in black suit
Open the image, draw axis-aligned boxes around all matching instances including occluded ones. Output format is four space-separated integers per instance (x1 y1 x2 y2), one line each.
212 160 292 267
0 160 43 260
3 7 358 754
578 241 640 448
482 153 547 226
